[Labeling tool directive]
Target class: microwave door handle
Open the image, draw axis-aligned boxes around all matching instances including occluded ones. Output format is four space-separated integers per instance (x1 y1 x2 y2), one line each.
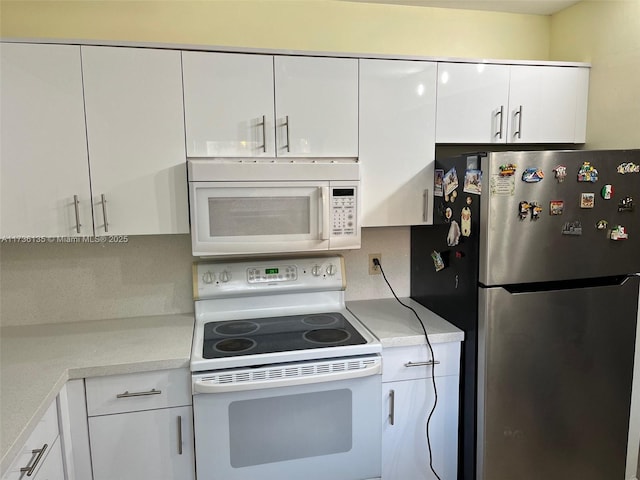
320 186 330 241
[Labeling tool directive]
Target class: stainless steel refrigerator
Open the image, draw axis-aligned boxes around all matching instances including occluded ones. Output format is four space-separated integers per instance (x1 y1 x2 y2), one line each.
411 149 640 480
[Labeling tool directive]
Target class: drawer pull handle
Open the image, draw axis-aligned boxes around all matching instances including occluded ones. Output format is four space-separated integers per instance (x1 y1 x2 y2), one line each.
116 388 162 398
20 443 48 476
404 360 440 367
177 415 183 455
389 389 395 426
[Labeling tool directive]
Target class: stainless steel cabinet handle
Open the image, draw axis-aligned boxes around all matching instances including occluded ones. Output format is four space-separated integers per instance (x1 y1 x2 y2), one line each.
260 115 267 153
177 415 183 455
495 105 504 139
20 443 48 476
101 194 109 233
389 389 395 426
514 105 523 139
116 388 161 398
284 115 291 152
404 360 440 367
73 195 81 234
423 189 429 223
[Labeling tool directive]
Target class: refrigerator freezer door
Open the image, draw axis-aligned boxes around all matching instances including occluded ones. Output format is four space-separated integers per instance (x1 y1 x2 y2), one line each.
480 149 640 285
477 276 639 480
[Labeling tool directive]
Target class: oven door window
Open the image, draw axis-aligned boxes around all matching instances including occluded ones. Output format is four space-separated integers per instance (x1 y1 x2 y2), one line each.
229 389 351 467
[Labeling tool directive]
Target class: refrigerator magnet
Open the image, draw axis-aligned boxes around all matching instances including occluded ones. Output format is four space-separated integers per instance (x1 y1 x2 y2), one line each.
443 168 459 196
577 162 598 182
431 251 445 272
463 169 482 195
562 220 583 235
618 196 634 212
447 220 461 247
553 165 567 182
550 200 564 215
610 226 629 240
580 193 595 208
617 162 640 174
490 174 515 196
434 169 444 197
519 201 531 220
601 185 614 199
531 202 543 220
461 207 471 236
522 168 544 183
499 164 517 176
445 207 453 222
596 220 608 230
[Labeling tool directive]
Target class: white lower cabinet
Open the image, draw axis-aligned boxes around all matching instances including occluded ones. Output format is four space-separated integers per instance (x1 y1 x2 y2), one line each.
381 343 460 480
85 369 195 480
2 400 64 480
88 406 194 480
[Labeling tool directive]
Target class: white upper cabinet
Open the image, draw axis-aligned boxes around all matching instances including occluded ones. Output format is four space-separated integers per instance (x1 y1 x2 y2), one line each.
508 65 589 143
81 46 189 235
0 43 92 238
436 62 589 144
182 53 358 158
359 59 437 226
435 63 510 144
182 52 276 157
274 56 358 157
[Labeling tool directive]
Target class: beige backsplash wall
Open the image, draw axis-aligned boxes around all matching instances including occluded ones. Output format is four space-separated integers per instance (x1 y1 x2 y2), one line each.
0 228 410 326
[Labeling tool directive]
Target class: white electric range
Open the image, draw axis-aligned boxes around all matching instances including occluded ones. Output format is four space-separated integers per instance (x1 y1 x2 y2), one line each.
190 255 382 480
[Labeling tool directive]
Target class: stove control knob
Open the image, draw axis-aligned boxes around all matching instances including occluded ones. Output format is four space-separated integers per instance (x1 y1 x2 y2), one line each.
202 271 214 284
311 265 321 277
326 264 337 276
219 270 231 283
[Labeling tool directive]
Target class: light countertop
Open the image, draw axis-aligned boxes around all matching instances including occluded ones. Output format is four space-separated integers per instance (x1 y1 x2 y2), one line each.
0 313 194 474
347 297 464 347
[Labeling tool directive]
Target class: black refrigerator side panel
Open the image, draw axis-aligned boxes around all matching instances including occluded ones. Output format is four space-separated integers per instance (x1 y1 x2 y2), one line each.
411 152 483 480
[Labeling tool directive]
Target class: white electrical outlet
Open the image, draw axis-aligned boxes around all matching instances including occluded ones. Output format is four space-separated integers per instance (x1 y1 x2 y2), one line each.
368 253 382 275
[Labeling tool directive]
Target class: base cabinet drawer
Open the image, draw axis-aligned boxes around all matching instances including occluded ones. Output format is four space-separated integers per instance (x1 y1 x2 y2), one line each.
2 401 63 480
88 405 195 480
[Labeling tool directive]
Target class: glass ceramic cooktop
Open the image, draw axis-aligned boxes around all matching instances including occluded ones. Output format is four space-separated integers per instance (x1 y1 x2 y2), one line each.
202 312 367 359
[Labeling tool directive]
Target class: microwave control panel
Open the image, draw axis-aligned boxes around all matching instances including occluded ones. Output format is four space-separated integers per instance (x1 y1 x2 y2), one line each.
331 187 357 236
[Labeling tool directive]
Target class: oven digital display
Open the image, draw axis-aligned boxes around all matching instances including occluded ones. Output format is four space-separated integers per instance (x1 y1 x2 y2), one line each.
265 268 279 274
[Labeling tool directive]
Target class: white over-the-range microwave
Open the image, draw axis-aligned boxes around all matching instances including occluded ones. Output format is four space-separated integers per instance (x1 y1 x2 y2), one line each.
187 159 361 256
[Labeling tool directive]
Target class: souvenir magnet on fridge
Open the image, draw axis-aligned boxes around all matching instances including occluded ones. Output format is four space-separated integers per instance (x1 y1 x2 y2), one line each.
618 196 634 212
447 220 461 247
577 162 598 182
617 163 640 174
445 207 453 222
461 207 471 236
580 193 595 209
562 220 583 236
550 200 564 215
431 251 445 271
519 201 531 220
522 168 544 183
531 202 543 220
596 220 608 230
443 168 459 196
601 184 614 199
553 165 567 182
610 225 629 240
499 164 517 176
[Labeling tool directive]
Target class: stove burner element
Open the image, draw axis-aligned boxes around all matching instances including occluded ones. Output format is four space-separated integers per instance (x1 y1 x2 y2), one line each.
301 314 339 327
214 338 257 353
303 329 351 345
213 321 259 336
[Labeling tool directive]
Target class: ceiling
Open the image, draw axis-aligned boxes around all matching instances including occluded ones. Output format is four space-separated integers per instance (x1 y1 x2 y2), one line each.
342 0 582 15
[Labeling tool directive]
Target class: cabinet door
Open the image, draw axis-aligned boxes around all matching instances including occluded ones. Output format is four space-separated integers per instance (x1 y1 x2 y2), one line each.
32 438 64 480
81 46 188 235
88 406 195 480
360 59 437 226
0 43 92 238
182 52 276 157
508 65 588 143
274 56 358 157
382 376 459 480
435 62 510 143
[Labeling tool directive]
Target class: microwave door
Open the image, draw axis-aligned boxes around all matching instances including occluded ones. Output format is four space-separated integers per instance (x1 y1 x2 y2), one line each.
190 181 330 256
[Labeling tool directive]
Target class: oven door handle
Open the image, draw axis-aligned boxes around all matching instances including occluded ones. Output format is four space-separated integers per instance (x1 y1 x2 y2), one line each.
193 361 381 394
319 186 330 241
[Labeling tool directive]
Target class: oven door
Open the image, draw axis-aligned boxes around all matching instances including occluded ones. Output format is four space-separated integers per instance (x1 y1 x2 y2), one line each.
192 357 382 480
190 181 330 256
